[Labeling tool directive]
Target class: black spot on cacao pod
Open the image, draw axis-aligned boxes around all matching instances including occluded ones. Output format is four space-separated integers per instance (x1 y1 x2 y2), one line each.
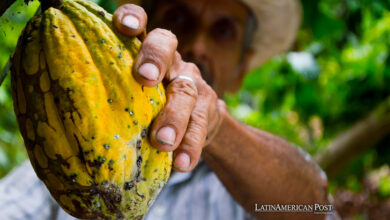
124 108 129 112
136 191 145 199
52 25 58 29
103 144 110 149
91 171 96 179
93 200 102 210
136 140 142 150
135 170 141 180
70 174 77 183
136 156 142 168
124 181 134 190
141 129 147 139
88 156 106 168
150 99 154 104
98 11 105 17
133 120 138 125
91 136 95 140
107 99 113 103
108 159 114 165
100 182 122 208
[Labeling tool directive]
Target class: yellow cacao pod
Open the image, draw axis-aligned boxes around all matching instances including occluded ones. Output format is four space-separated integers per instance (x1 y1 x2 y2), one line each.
11 0 172 219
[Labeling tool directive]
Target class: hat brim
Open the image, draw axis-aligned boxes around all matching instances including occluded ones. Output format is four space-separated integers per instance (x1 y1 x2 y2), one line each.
242 0 301 69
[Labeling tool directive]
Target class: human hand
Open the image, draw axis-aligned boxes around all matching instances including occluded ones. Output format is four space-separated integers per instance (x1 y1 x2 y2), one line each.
113 4 225 172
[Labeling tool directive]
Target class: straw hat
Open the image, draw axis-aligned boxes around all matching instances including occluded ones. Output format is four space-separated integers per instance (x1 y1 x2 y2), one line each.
114 0 301 70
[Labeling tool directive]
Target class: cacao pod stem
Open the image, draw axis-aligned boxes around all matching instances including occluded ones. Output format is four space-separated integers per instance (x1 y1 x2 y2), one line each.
39 0 62 11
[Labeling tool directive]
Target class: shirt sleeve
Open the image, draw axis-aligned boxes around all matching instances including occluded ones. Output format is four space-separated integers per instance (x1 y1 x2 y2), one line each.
0 161 59 220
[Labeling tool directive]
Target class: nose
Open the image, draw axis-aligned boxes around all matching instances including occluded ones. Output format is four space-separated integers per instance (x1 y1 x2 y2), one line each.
180 33 214 86
180 32 208 63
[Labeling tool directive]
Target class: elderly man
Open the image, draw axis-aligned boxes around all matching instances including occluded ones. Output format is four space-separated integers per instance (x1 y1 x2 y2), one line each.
0 0 335 219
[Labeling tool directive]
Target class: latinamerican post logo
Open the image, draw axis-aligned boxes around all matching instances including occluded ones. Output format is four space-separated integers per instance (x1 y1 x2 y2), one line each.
255 203 334 214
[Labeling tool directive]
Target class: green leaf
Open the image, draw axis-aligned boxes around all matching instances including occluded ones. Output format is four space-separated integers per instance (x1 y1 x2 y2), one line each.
0 0 40 81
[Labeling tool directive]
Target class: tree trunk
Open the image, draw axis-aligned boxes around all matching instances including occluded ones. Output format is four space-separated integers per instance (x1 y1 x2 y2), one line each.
315 97 390 177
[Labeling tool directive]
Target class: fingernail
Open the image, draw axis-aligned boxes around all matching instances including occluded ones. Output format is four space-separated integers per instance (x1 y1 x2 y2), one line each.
174 153 190 171
138 63 159 81
156 126 176 146
122 15 139 30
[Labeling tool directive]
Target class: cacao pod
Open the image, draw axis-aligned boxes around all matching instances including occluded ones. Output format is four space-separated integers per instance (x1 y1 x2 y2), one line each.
11 0 172 219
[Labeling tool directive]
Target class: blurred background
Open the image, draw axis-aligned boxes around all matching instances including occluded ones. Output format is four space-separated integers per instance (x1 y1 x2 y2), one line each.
0 0 389 219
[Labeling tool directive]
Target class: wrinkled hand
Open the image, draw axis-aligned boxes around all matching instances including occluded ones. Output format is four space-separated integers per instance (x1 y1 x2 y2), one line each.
113 4 225 172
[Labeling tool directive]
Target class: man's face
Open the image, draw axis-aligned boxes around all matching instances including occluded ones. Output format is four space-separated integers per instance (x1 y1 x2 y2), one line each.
147 0 252 96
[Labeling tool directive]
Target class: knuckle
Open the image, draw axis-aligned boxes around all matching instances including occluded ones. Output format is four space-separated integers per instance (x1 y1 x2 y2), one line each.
142 45 168 62
161 105 176 116
142 30 178 62
152 28 178 43
208 91 217 102
183 134 204 152
185 62 201 77
174 51 182 63
191 110 208 128
198 79 214 97
122 3 142 11
207 85 217 99
169 79 198 99
182 137 202 154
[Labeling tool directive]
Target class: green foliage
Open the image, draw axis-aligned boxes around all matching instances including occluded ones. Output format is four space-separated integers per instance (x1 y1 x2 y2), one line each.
0 75 25 178
0 0 40 79
0 0 40 178
226 0 390 192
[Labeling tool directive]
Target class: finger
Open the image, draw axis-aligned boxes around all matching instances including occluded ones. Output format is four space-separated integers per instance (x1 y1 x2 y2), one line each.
149 70 198 151
173 101 209 172
113 4 147 36
134 28 178 86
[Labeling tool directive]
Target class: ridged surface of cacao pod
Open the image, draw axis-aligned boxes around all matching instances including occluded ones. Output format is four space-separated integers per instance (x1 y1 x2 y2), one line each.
11 0 172 219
